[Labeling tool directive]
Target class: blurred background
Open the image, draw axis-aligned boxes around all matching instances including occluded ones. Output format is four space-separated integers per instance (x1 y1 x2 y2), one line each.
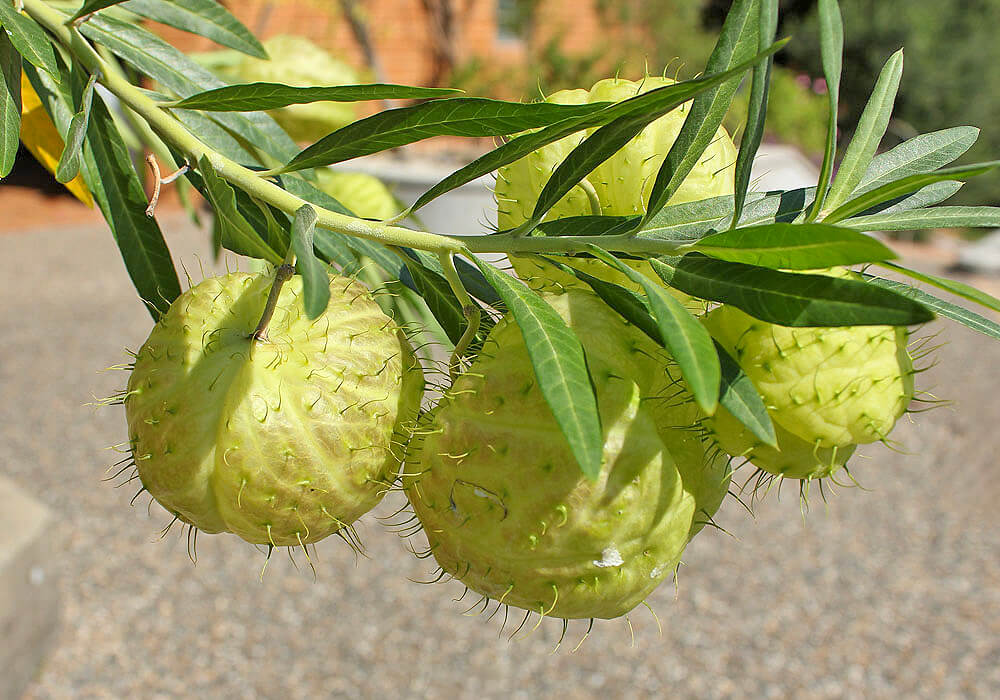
2 1 999 698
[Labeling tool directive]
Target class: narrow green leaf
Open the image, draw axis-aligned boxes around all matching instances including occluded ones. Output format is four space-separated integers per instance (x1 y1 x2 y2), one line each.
805 0 843 222
471 257 603 480
84 93 181 319
198 155 283 265
863 274 1000 340
715 343 778 446
70 0 130 21
733 0 778 226
0 30 21 178
121 0 267 58
541 255 774 445
289 205 329 319
522 40 787 233
643 0 759 222
875 261 1000 314
824 162 1000 223
842 206 1000 232
400 255 469 346
858 180 962 217
650 255 934 327
80 15 299 163
169 82 463 111
279 98 610 173
55 72 97 183
0 1 58 78
585 245 720 413
856 126 979 195
689 222 896 269
409 40 786 216
825 49 904 212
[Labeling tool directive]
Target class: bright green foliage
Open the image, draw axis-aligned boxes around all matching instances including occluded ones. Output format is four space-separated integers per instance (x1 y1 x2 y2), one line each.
236 35 359 142
125 272 424 546
406 290 725 619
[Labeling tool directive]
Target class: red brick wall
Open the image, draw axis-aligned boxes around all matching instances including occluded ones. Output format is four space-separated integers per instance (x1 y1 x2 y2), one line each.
154 0 607 88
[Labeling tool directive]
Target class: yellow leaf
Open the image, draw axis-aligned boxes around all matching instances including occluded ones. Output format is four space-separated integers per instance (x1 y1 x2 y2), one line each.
19 72 94 208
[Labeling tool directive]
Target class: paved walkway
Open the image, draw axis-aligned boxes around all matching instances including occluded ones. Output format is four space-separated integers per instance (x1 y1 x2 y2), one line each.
1 217 998 699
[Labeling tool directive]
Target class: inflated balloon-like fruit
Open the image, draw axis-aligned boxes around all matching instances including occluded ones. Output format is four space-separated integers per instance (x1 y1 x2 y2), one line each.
238 35 359 142
315 169 401 220
124 272 423 547
406 289 722 620
497 76 736 308
701 268 915 480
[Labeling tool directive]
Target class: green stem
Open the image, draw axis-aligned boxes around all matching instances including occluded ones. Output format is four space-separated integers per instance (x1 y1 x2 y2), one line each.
252 248 296 341
439 252 481 378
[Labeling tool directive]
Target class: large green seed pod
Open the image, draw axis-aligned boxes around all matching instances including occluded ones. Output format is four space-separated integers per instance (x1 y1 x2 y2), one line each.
406 290 703 620
237 36 359 143
124 272 423 547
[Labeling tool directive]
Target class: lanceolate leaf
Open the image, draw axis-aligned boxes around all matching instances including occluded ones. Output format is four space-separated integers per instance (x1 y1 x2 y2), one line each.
55 72 97 183
650 255 934 327
169 82 463 111
856 126 980 195
279 98 610 173
824 162 1000 223
79 15 299 163
863 274 1000 341
824 49 904 212
289 205 330 319
841 206 1000 232
400 254 470 346
875 261 1000 314
716 344 776 446
0 31 21 178
85 93 180 319
644 0 759 222
858 180 962 217
471 257 604 480
541 255 774 444
689 222 896 269
121 0 267 58
732 0 778 226
70 0 130 21
585 245 720 414
410 40 786 216
805 0 843 222
198 155 283 265
0 1 58 78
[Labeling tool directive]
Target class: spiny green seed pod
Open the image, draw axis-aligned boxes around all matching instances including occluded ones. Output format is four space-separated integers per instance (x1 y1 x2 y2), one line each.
496 76 736 308
703 306 914 450
124 272 423 547
704 405 855 481
315 169 401 221
646 374 731 536
406 290 706 620
238 36 359 143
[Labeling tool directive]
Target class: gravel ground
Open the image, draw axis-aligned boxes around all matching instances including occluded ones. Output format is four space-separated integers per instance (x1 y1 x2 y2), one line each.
2 218 998 699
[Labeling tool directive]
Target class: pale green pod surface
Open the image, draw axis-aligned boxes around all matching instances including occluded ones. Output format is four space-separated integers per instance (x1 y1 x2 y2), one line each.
238 35 359 143
125 273 423 546
703 289 915 449
705 405 855 481
646 372 731 537
406 290 696 620
315 169 401 220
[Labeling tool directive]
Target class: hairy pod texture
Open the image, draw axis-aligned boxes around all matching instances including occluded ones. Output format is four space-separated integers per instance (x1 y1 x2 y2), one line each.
496 76 736 306
406 289 728 620
124 272 424 546
702 269 915 479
